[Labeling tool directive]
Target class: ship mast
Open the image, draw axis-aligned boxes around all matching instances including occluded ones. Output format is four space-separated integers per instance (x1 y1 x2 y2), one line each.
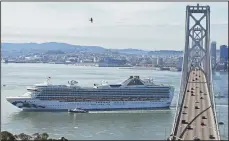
46 76 51 85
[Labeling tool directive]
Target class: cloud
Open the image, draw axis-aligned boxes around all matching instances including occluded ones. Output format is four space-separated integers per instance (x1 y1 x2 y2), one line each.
1 2 228 50
211 21 228 26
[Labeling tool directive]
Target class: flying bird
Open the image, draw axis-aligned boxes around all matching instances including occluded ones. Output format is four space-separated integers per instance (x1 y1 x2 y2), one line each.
89 17 93 23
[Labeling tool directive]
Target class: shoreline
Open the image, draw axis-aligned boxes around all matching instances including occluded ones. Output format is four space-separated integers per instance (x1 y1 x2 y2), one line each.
2 63 228 72
0 131 68 141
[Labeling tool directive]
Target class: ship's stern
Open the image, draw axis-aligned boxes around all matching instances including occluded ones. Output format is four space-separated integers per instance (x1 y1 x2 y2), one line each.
168 86 175 106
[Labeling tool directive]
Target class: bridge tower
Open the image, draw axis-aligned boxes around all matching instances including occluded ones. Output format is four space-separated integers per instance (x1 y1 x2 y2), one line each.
169 4 220 140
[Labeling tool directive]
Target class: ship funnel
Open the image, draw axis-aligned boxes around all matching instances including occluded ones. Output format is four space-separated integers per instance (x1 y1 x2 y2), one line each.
134 76 140 79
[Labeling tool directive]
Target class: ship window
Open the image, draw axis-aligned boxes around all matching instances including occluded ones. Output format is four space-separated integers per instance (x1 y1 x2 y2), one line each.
110 84 122 88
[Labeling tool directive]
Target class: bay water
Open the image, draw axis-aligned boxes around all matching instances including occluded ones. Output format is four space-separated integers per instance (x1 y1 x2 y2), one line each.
1 63 228 140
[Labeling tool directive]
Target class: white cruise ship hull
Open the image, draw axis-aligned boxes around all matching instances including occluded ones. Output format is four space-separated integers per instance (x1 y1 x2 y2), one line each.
7 98 172 111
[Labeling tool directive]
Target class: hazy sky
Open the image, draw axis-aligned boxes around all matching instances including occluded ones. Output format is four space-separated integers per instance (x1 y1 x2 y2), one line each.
2 2 228 50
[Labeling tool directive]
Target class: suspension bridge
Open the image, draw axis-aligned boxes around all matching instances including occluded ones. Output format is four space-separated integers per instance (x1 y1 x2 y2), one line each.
168 4 220 140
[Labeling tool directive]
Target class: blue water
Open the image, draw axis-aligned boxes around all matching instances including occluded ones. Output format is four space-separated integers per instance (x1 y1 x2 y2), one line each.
1 63 228 140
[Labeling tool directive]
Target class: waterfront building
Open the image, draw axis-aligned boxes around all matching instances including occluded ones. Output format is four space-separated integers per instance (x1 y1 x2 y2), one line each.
220 45 228 63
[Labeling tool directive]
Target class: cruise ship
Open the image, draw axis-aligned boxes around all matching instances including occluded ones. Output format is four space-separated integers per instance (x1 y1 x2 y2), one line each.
6 76 175 111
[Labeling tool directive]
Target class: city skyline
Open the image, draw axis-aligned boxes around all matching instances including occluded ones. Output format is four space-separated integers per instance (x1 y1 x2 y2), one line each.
2 2 228 50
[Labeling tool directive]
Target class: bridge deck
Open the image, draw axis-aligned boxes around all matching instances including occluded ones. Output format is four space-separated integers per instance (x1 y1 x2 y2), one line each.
175 68 219 140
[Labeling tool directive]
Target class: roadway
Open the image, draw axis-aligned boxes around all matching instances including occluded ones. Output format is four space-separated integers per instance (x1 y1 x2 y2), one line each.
174 68 219 140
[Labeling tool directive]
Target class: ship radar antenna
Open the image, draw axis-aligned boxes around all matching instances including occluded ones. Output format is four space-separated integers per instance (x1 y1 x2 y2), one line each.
102 80 108 84
70 80 78 85
46 76 51 84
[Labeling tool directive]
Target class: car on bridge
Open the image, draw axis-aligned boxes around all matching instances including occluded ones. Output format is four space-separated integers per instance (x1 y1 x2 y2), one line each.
202 116 207 119
209 135 215 139
194 136 200 141
182 120 188 124
187 125 192 130
201 121 205 126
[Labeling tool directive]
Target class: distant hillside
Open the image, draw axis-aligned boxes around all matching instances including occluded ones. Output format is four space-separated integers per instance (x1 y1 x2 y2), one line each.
116 48 148 55
2 42 105 53
1 42 183 57
148 50 183 55
1 42 150 56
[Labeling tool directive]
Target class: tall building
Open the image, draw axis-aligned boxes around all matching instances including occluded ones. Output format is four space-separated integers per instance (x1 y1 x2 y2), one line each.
156 57 163 66
151 57 157 66
220 45 228 63
210 41 217 67
177 57 183 69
